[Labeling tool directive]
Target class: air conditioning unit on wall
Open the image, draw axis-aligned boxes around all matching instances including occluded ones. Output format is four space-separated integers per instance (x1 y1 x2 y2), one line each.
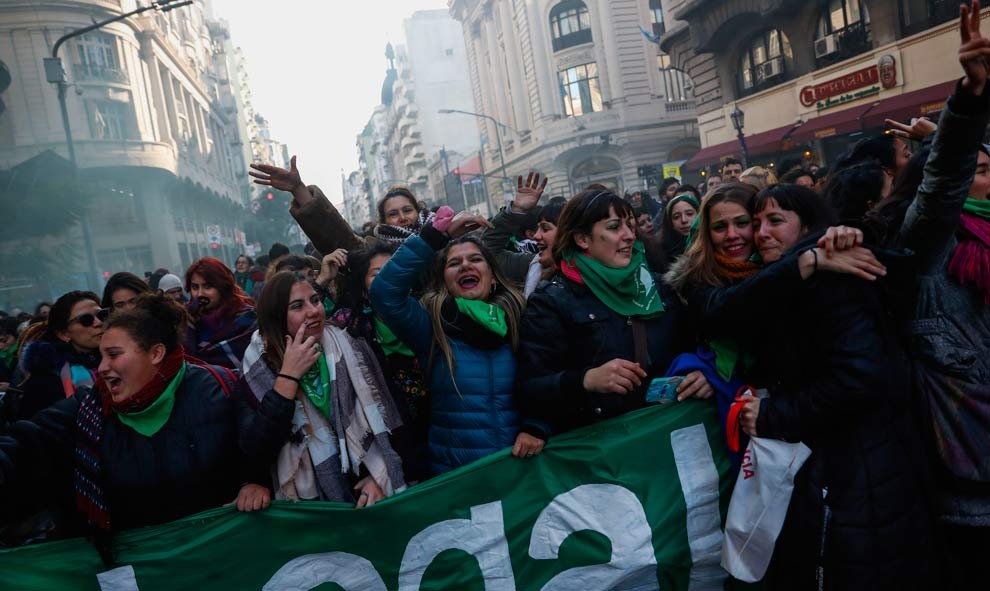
760 58 784 80
815 35 839 59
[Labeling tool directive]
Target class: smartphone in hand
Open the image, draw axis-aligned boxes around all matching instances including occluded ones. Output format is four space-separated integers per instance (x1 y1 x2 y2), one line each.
646 376 682 404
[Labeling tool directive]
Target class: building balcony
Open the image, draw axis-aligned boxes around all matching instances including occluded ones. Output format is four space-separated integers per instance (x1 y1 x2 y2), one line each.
73 63 129 85
815 21 873 69
664 99 696 114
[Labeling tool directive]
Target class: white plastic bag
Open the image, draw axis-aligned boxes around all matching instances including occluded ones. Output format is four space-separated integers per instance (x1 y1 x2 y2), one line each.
720 435 811 582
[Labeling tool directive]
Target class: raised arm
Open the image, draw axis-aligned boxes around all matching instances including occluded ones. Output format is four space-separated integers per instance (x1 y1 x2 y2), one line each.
481 174 545 286
249 156 364 254
368 233 440 361
898 1 990 268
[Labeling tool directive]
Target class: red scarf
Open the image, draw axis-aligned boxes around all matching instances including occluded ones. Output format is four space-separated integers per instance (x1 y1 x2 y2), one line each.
948 214 990 304
97 347 187 415
76 346 187 533
559 259 585 285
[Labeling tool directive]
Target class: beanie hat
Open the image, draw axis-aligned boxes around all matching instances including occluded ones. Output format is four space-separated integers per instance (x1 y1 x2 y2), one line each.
158 273 183 293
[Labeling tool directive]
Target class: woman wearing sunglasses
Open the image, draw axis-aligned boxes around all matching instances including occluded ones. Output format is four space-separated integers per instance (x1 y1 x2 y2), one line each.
13 291 106 420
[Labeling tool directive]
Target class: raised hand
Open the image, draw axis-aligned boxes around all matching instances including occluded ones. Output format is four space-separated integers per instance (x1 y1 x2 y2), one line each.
885 117 937 142
960 0 990 95
249 155 303 192
446 212 493 239
513 172 548 212
317 249 348 285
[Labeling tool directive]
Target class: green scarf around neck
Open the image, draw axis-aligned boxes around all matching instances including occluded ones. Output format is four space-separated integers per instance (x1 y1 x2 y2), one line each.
455 298 508 337
964 198 990 221
116 362 185 437
300 354 332 420
566 241 666 318
373 316 415 357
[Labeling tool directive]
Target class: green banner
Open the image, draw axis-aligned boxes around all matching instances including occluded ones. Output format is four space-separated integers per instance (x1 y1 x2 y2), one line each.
1 401 731 591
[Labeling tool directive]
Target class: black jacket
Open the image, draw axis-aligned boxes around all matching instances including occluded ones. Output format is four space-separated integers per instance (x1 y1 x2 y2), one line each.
690 251 932 590
12 340 100 421
515 273 691 434
0 364 267 536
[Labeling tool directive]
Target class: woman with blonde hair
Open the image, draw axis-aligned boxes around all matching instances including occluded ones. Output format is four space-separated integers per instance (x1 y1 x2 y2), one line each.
369 207 546 475
739 165 778 191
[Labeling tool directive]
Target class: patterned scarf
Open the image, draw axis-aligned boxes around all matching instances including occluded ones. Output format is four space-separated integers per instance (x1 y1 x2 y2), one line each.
74 347 186 531
714 252 760 281
372 209 436 244
187 304 257 369
948 200 990 304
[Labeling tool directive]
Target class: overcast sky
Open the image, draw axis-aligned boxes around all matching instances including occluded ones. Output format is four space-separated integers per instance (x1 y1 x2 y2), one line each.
211 0 451 206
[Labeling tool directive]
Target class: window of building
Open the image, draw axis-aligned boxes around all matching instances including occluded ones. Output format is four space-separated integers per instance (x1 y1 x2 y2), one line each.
900 0 958 36
657 55 692 103
649 0 665 38
75 32 126 83
738 29 793 97
87 99 135 141
559 62 603 117
815 0 872 66
550 0 593 52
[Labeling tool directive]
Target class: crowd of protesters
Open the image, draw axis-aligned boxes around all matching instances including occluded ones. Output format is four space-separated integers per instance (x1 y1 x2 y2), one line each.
1 4 989 588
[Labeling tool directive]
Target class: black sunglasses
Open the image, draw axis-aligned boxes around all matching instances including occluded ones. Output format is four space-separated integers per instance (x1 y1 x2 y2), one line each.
70 308 110 328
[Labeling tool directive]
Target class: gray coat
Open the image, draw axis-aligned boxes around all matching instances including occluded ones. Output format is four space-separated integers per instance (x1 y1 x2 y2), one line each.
897 81 990 525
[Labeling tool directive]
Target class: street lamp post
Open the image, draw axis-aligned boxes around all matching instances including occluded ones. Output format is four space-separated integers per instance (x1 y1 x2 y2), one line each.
43 0 192 290
730 104 749 168
438 108 511 215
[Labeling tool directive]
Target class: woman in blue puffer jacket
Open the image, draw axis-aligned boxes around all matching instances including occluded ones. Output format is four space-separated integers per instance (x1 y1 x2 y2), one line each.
370 207 546 476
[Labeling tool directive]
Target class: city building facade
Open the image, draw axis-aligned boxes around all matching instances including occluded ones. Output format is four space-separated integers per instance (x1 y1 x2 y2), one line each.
345 9 481 227
448 0 700 202
0 0 279 299
660 0 966 173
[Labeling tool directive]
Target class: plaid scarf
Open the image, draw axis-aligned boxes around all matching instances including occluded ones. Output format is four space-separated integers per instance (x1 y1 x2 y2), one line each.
74 347 186 532
186 305 257 369
372 209 436 244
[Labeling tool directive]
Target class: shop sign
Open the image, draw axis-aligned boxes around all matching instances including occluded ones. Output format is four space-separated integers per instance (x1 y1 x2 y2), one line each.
799 53 901 111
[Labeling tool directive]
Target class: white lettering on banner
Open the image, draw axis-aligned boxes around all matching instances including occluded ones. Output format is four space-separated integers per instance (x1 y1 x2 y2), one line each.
94 434 725 590
528 484 660 591
263 552 387 591
97 565 139 591
671 425 725 591
397 501 516 591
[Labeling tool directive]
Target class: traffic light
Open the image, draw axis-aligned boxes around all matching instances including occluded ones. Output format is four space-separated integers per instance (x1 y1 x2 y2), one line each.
453 168 461 176
266 192 274 201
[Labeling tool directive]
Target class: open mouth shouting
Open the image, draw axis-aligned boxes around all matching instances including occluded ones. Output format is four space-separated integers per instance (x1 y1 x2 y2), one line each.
458 273 481 290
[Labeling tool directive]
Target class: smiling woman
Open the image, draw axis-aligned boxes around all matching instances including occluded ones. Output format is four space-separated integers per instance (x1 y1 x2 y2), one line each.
516 187 709 437
370 208 545 475
241 271 407 506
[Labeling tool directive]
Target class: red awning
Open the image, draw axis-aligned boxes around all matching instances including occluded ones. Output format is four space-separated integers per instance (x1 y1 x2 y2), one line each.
457 155 482 177
682 124 797 170
682 80 958 170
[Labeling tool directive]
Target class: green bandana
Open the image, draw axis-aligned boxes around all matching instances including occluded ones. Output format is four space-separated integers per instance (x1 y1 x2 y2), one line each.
0 344 17 371
565 242 666 318
116 362 185 437
454 298 508 337
374 316 415 357
300 354 332 420
963 198 990 221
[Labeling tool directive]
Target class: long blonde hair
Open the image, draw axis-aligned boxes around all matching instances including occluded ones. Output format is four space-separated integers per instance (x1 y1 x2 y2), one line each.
664 182 757 296
421 236 525 385
740 166 778 190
